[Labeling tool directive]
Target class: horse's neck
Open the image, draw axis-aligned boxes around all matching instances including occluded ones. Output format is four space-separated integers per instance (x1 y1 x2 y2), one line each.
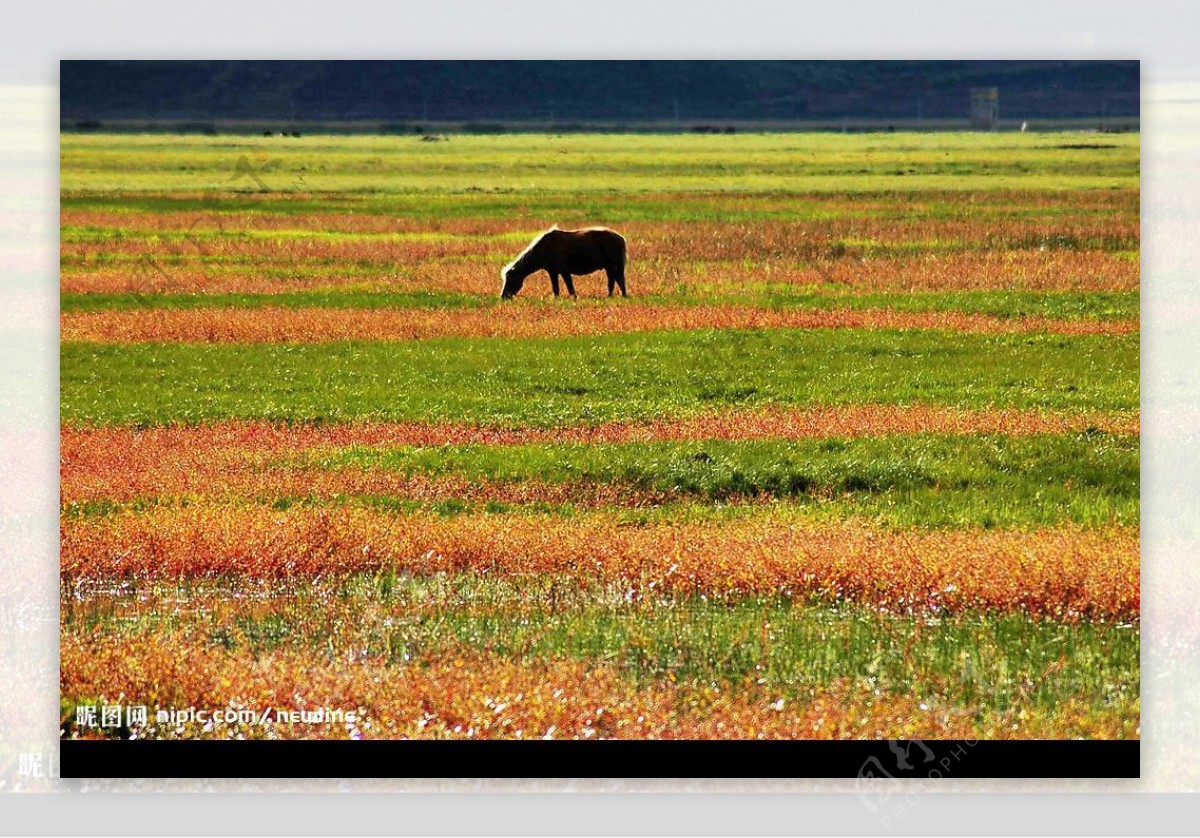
518 244 545 276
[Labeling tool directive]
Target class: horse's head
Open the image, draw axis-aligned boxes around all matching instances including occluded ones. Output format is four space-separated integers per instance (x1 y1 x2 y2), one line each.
502 230 552 298
500 264 526 299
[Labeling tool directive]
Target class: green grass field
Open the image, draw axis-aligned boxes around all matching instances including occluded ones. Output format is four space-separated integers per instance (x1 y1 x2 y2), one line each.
62 330 1138 425
60 132 1140 194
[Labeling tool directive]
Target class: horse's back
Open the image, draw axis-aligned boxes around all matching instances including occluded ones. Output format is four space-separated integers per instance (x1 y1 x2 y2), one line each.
546 227 625 273
549 226 623 247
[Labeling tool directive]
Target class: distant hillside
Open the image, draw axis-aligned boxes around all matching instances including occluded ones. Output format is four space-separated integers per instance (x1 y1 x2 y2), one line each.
59 60 1139 124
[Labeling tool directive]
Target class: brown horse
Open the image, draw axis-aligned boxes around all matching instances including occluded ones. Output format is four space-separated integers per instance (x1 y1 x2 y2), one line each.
500 226 627 299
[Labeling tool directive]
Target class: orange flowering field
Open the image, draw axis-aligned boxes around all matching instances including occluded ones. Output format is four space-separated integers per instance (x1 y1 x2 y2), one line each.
60 132 1139 740
61 506 1137 620
61 303 1135 344
61 248 1138 296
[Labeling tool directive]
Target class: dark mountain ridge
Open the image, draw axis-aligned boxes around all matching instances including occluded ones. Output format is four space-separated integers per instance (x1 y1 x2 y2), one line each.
60 60 1138 124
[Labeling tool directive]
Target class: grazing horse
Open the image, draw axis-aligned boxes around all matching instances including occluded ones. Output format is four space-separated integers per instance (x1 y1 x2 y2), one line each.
500 226 627 299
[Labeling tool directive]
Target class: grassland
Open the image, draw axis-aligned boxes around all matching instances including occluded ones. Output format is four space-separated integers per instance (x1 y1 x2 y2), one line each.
62 330 1138 425
61 576 1138 740
60 132 1139 741
59 133 1140 193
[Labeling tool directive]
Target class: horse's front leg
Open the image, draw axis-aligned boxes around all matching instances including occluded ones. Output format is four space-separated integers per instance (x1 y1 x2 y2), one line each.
550 273 560 296
563 275 576 298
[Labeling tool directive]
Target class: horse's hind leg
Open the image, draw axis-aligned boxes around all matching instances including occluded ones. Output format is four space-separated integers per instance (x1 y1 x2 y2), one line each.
607 272 616 296
563 275 576 298
616 272 627 297
550 273 560 296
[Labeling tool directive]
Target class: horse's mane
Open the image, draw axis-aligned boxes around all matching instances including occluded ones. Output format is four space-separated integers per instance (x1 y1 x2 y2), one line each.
502 225 558 275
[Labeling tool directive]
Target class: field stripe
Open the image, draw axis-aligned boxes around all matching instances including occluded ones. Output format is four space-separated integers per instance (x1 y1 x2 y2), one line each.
60 304 1137 343
60 639 1136 740
61 407 1139 504
62 411 1139 520
62 331 1141 424
59 250 1140 295
60 506 1138 620
59 196 1140 234
64 468 671 510
61 407 1139 450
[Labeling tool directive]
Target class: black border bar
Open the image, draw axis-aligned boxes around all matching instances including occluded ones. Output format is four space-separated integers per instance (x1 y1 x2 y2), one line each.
61 739 1139 779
